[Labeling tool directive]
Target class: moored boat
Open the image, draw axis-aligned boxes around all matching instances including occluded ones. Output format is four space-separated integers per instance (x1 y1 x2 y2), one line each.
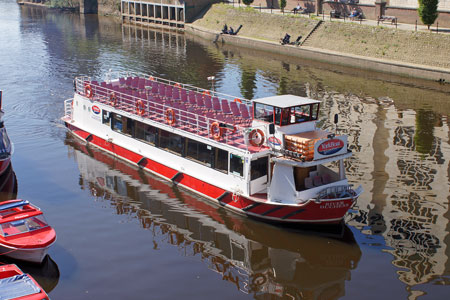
0 91 13 177
0 264 49 300
62 71 363 225
0 200 56 264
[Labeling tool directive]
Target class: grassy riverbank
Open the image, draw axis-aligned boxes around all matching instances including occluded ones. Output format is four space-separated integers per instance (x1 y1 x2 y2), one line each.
193 4 450 69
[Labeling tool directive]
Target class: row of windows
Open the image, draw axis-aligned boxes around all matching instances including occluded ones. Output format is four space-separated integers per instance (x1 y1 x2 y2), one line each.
102 111 244 176
254 103 319 126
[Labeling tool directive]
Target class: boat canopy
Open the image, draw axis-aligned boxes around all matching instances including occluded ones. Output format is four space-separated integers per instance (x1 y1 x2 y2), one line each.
0 215 48 237
253 95 320 126
0 274 41 299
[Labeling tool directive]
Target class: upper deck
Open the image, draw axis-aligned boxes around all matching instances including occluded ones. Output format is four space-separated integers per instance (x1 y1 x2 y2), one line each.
70 71 349 162
73 71 271 154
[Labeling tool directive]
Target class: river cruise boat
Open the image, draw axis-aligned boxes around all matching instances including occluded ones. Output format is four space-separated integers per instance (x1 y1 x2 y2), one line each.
62 71 362 225
0 264 49 300
0 200 56 264
0 91 12 177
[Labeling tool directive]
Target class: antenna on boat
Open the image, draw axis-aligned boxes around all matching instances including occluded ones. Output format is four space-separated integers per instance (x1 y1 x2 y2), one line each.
334 113 338 134
207 76 215 93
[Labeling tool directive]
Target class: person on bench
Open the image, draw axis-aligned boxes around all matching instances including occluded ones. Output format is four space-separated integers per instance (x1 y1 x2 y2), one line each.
349 9 360 20
292 3 303 14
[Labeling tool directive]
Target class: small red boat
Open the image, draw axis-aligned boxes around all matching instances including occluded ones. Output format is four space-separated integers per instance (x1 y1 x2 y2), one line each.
0 200 56 264
0 264 49 300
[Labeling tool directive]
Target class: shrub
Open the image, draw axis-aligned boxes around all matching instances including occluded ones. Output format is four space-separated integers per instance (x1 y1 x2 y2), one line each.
242 0 254 6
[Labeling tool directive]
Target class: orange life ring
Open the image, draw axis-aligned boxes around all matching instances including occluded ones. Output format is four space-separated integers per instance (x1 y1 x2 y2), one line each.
233 98 242 103
174 83 181 88
109 92 117 106
136 100 145 116
202 90 211 96
165 108 176 125
149 76 155 81
249 129 265 147
85 85 93 98
210 122 222 140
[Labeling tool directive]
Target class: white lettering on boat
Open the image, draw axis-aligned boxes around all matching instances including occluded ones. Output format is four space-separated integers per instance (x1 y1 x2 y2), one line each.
319 201 349 209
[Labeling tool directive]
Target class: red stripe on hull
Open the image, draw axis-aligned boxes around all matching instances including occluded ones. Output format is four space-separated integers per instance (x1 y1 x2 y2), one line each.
64 122 355 224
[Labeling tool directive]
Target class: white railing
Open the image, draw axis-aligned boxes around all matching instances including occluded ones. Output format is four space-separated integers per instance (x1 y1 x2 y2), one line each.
73 75 266 153
64 98 73 118
316 185 355 201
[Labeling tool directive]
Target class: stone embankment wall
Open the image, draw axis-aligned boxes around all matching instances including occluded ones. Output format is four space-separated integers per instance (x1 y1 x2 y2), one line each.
190 4 450 81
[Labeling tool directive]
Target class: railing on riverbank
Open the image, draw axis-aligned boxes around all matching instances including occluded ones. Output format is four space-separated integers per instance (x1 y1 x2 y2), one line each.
121 0 185 28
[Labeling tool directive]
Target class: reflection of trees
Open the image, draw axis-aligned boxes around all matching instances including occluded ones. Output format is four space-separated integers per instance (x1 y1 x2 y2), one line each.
239 65 257 100
414 109 437 155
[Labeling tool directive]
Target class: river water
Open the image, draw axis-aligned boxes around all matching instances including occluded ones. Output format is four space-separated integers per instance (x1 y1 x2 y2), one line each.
1 1 450 299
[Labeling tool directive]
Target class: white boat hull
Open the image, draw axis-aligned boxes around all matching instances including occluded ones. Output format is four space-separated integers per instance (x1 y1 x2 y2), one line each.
0 243 51 264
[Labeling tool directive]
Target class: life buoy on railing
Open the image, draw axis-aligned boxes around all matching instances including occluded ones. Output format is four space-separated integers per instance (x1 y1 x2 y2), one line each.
248 129 265 147
165 108 176 125
174 83 181 88
149 76 155 81
136 100 145 116
85 85 93 98
210 122 222 140
202 90 211 96
252 273 267 286
109 92 117 107
233 98 242 103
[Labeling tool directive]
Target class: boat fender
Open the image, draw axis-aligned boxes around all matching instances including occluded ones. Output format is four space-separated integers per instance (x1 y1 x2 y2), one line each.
248 129 265 147
85 85 93 98
165 108 176 125
109 92 117 107
210 122 222 140
136 100 145 116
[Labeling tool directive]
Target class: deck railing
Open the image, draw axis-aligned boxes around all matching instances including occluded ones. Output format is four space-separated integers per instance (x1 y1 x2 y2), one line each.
73 74 268 153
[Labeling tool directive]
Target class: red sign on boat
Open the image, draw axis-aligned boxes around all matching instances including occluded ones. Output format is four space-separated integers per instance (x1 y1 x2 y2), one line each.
92 105 100 114
317 139 344 155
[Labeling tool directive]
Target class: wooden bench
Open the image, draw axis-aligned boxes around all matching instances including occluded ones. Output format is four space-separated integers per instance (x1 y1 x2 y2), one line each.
378 15 397 24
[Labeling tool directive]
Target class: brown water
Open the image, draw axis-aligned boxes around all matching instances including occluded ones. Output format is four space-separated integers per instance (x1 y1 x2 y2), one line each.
1 1 450 299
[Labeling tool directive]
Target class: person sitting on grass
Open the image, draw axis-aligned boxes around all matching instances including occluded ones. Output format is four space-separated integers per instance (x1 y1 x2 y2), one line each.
280 33 291 45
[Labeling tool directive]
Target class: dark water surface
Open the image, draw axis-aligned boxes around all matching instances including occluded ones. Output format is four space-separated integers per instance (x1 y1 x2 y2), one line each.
1 1 450 299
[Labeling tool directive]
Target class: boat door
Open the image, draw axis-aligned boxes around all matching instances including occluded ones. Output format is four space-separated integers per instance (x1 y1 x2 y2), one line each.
250 156 269 195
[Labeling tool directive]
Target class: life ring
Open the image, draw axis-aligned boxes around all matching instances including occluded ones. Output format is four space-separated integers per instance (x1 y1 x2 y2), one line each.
136 100 145 116
249 129 265 147
149 76 155 81
202 90 211 96
165 108 176 125
109 92 117 106
85 85 93 98
233 98 242 103
174 83 181 88
252 273 267 286
210 122 222 140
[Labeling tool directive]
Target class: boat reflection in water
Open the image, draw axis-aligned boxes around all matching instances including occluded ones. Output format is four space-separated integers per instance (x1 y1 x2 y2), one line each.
0 164 60 293
67 134 362 299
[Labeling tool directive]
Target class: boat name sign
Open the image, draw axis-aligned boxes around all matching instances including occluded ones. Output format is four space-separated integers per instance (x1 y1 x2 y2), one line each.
314 136 348 160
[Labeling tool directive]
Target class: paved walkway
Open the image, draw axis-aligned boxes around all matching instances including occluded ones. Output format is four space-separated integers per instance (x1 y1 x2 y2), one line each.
228 2 450 34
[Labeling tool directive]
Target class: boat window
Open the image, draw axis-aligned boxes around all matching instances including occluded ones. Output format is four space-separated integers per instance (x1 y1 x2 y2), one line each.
0 128 11 159
0 216 48 237
135 122 158 146
311 103 319 120
230 154 244 177
251 157 268 180
254 103 274 123
159 130 184 156
112 114 123 132
214 148 228 173
186 139 213 167
102 110 111 126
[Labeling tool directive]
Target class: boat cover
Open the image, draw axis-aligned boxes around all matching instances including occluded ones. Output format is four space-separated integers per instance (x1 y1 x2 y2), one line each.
0 200 29 212
0 274 41 299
